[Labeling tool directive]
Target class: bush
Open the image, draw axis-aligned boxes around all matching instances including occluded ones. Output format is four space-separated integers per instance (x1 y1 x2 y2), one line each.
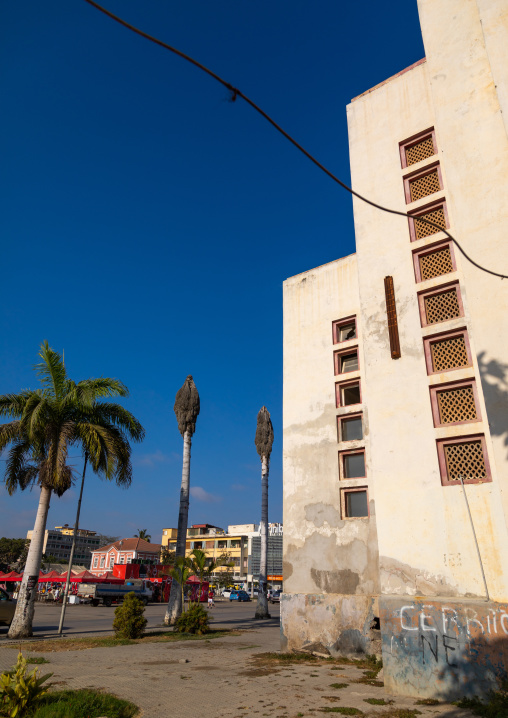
0 652 52 717
112 592 147 639
32 688 138 718
175 602 210 635
456 679 508 718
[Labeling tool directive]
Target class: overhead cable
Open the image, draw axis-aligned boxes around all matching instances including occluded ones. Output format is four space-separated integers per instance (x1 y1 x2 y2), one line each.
82 0 507 280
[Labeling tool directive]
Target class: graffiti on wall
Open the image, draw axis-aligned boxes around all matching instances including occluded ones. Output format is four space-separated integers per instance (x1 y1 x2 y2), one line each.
379 597 508 700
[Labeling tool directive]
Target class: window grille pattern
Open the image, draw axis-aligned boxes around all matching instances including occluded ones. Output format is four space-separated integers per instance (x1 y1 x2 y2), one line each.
431 335 469 372
438 386 477 424
409 170 441 202
406 137 435 166
444 440 487 482
420 246 453 280
425 288 460 324
414 206 446 239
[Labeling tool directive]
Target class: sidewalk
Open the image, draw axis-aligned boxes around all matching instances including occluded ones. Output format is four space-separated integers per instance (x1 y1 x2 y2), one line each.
0 618 476 718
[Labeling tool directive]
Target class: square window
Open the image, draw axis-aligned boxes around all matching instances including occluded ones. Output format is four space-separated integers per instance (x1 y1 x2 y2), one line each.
404 163 443 204
342 488 369 518
332 317 357 344
423 329 472 374
341 450 366 478
418 282 463 327
339 415 363 442
400 129 437 169
408 200 449 242
413 241 456 283
429 380 481 427
336 381 361 407
436 435 492 486
334 348 359 375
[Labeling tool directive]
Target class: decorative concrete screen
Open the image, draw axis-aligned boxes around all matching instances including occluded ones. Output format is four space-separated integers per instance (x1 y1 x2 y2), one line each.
437 386 477 424
406 136 436 166
431 335 469 372
414 206 446 239
444 439 487 482
419 246 454 281
409 169 441 202
424 288 461 324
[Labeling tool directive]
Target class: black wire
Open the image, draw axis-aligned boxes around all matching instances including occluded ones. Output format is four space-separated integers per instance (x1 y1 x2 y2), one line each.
82 0 507 280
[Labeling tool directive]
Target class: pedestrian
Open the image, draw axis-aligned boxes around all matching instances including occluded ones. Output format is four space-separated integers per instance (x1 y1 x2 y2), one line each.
54 587 60 602
207 588 214 609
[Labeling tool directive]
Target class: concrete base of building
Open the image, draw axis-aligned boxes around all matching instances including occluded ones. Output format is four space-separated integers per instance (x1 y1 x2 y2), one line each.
380 595 508 700
280 592 380 656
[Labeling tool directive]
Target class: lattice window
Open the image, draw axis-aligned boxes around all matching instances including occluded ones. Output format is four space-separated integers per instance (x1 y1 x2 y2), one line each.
406 136 435 166
438 386 477 424
420 246 454 281
425 288 460 324
409 170 441 202
414 206 446 239
444 440 487 482
431 335 469 372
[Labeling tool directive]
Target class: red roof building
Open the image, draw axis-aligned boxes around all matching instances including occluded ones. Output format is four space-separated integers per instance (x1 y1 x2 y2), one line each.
89 538 161 576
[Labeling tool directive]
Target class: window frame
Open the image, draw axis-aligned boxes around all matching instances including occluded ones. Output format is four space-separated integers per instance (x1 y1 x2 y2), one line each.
403 162 443 205
332 315 357 345
417 280 464 327
339 448 367 480
337 412 364 443
429 379 482 428
334 346 360 376
335 379 362 408
413 240 457 283
93 556 98 569
423 327 473 375
436 434 492 486
399 128 437 169
408 198 449 242
341 487 370 519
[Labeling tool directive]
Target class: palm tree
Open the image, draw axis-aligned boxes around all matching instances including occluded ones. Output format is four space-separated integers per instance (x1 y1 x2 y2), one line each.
165 375 200 625
189 548 233 603
254 406 274 620
168 556 192 612
135 529 152 542
0 341 144 639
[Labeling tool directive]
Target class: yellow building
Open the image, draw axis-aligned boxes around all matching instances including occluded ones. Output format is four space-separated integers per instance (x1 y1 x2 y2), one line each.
161 524 250 585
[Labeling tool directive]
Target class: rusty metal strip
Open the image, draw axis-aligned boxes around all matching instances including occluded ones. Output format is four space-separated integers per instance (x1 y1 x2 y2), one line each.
384 276 401 359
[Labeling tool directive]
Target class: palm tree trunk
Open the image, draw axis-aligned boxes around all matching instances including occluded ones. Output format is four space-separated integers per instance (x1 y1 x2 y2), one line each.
165 429 191 625
58 456 87 634
255 454 270 619
8 485 52 638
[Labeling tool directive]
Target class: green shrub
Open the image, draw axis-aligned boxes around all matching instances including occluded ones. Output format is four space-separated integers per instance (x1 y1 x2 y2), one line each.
175 602 210 635
456 679 508 717
32 688 138 718
112 592 147 639
0 651 52 717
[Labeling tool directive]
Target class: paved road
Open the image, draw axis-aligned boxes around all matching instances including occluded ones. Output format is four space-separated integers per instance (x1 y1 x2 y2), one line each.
0 598 280 638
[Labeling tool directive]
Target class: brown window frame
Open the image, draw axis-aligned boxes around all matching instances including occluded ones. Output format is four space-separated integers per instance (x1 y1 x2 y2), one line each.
335 379 362 408
337 412 363 443
403 162 443 205
332 315 357 345
413 240 457 283
423 328 473 375
399 128 438 169
429 379 482 428
417 280 464 327
341 487 370 519
339 448 366 480
334 346 360 376
436 434 492 487
408 198 450 242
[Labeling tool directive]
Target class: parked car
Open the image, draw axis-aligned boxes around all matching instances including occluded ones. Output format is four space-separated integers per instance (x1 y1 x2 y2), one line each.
0 588 16 626
221 590 231 599
269 590 281 603
229 590 251 602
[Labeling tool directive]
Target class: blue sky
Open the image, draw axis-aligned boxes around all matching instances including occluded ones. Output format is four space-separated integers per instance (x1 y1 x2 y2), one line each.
0 1 424 541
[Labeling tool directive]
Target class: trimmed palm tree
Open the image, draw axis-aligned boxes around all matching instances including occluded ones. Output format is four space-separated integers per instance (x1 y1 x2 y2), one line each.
0 341 144 639
165 375 200 625
254 406 274 619
135 529 152 542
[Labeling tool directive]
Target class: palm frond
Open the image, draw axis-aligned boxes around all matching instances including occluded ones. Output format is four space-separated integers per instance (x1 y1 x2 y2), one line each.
35 341 67 400
76 378 129 402
85 403 145 442
0 391 35 418
0 421 22 452
4 439 35 496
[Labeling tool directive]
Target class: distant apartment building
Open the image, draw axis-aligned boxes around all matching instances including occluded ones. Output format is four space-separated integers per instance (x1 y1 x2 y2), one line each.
27 525 101 569
282 0 508 700
89 538 161 576
248 523 283 590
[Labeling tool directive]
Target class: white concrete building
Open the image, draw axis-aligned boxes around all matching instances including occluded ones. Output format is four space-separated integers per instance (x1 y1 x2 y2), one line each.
282 0 508 700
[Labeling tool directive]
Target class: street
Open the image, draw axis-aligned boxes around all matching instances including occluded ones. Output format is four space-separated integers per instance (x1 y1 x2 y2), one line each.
0 598 280 638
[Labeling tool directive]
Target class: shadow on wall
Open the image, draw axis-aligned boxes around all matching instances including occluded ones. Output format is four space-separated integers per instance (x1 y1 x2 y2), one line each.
477 351 508 458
